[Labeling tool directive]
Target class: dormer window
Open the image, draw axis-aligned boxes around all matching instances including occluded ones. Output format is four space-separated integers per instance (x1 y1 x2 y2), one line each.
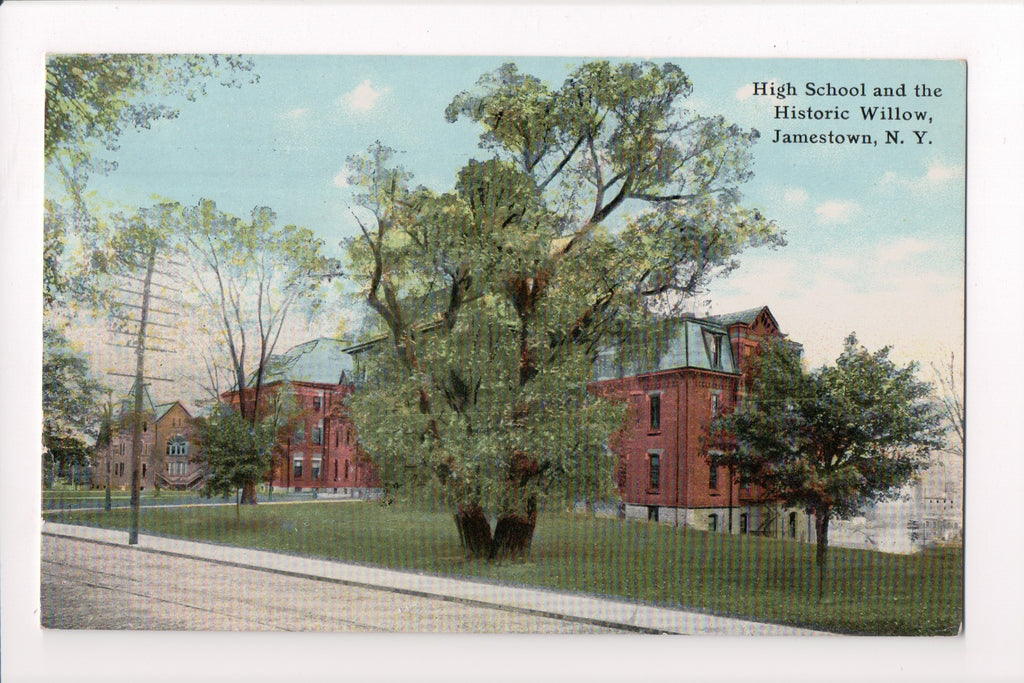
703 330 723 369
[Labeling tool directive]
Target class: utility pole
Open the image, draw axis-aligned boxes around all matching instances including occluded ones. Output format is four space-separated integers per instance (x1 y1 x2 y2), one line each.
104 389 113 511
127 245 156 545
107 242 179 545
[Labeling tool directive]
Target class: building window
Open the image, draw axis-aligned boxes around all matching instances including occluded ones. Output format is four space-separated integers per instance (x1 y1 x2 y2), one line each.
739 513 748 534
648 506 659 522
312 420 324 446
711 393 721 418
334 460 338 480
789 511 798 539
648 453 660 491
293 454 304 479
649 394 661 431
344 460 350 480
167 435 188 456
709 466 719 490
703 330 723 369
311 457 322 481
708 514 718 532
334 429 339 448
294 424 305 444
313 395 322 412
142 463 147 477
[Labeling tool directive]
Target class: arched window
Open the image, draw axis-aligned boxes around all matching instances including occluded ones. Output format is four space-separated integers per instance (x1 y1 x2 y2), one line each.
167 435 189 457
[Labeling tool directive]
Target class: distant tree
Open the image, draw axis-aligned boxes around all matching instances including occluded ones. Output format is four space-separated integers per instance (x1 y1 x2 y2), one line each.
345 60 783 561
711 334 946 596
931 352 965 460
179 199 341 504
42 326 104 487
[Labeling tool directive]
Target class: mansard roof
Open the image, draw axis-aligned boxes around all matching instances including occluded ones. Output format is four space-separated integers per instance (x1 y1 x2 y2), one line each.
258 338 354 386
593 306 780 381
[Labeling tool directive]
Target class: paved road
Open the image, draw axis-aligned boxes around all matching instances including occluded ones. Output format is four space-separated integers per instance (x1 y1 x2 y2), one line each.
41 535 618 632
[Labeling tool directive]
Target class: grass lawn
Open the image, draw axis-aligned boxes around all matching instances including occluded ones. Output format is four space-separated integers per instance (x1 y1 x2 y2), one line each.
58 500 962 635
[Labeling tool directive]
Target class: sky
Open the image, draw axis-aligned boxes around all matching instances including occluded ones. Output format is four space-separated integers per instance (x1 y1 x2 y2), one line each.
56 56 965 406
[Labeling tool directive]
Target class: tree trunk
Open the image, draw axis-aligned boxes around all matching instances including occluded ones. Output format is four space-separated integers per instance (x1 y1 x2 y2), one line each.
491 498 537 562
240 478 258 505
455 504 493 559
814 506 831 599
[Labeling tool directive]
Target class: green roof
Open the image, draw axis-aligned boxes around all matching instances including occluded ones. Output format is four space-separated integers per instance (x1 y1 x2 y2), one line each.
593 307 780 381
705 306 778 330
258 338 354 386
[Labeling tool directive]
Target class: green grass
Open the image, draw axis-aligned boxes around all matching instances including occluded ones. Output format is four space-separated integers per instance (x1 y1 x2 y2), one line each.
58 501 962 635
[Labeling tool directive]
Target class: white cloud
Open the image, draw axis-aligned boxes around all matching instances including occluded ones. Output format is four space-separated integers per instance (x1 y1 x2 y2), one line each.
880 161 965 193
784 188 808 205
340 79 389 112
281 108 307 120
332 170 349 188
925 162 964 183
814 200 859 224
878 237 935 264
707 252 962 372
735 80 774 101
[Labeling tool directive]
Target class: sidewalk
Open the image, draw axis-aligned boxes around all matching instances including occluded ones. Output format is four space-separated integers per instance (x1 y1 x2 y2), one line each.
42 520 831 636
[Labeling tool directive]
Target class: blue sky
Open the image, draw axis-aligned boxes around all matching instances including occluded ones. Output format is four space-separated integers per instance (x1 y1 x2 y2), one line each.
59 56 965 378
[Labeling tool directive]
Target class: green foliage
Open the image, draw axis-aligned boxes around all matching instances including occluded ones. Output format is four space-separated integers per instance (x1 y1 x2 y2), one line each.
346 62 783 532
44 54 257 311
45 54 257 196
194 404 282 500
42 326 104 479
713 335 946 520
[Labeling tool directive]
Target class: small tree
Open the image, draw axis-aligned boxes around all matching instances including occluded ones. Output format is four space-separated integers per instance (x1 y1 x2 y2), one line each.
712 334 946 597
194 405 282 517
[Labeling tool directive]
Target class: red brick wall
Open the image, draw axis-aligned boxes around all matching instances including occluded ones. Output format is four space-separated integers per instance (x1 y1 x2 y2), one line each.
227 381 380 491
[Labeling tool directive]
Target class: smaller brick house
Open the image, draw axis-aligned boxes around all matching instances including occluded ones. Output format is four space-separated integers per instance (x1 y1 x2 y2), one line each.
222 338 381 495
98 383 203 490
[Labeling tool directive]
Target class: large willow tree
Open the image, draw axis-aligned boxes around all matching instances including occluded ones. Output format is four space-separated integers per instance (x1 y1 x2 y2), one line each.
345 61 784 560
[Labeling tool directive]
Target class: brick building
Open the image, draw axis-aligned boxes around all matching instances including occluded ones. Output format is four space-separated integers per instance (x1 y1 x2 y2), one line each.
220 308 809 536
592 306 813 540
222 338 380 495
99 383 203 491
